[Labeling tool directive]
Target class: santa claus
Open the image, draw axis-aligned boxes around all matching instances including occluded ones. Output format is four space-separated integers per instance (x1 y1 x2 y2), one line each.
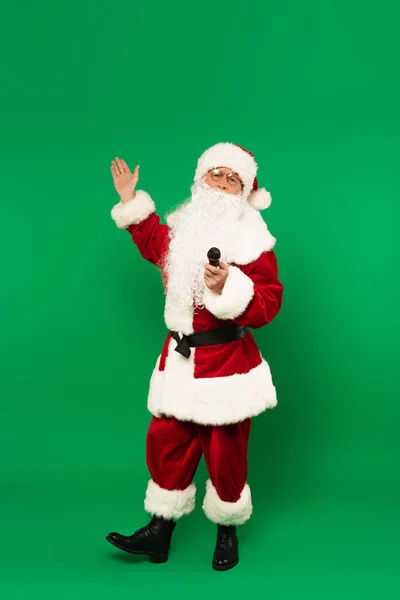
106 142 283 571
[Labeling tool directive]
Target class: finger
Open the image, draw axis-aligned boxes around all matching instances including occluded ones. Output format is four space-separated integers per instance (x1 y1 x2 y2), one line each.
204 269 219 280
132 164 140 184
111 161 119 178
218 261 229 271
115 157 124 173
204 264 220 275
120 159 131 174
115 157 125 172
204 273 220 284
113 158 120 174
204 281 215 290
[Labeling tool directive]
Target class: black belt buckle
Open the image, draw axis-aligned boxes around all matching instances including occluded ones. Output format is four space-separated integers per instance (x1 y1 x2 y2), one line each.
171 331 191 359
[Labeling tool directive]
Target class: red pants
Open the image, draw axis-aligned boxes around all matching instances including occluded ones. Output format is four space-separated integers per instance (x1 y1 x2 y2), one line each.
144 416 253 525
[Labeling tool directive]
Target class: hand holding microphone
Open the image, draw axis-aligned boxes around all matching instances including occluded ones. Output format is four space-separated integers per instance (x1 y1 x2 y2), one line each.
204 247 229 294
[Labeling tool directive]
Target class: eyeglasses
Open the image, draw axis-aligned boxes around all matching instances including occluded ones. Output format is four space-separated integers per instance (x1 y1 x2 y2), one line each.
209 168 242 188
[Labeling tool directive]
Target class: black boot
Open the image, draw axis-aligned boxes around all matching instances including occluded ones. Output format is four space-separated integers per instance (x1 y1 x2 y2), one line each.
106 516 176 563
212 525 239 571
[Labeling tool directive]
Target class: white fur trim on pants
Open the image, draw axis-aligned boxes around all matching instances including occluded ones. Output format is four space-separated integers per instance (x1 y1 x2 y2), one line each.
144 479 196 520
202 479 253 526
111 190 155 228
202 265 255 320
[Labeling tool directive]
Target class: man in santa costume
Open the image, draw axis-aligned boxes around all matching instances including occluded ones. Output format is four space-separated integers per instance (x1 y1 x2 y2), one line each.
106 142 283 571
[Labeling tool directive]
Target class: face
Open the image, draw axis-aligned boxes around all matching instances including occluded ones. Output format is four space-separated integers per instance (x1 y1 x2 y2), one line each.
204 167 243 195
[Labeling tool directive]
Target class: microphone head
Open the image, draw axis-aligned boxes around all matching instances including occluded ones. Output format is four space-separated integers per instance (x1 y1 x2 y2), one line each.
207 247 221 261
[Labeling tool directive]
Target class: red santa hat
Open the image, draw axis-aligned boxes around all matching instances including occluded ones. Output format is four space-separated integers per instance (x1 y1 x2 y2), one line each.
194 142 272 210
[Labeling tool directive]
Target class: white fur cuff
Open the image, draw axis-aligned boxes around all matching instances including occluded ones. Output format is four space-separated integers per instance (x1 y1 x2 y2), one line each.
202 265 254 320
144 479 196 520
202 479 253 525
111 190 155 228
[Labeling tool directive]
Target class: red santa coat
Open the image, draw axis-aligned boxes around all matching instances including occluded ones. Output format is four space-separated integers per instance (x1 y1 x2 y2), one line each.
111 190 283 426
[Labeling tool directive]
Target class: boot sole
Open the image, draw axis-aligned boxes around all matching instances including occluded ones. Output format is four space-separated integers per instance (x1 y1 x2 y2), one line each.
105 535 168 563
212 558 239 571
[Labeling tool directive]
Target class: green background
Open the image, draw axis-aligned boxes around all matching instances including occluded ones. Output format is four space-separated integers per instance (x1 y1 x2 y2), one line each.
1 0 399 597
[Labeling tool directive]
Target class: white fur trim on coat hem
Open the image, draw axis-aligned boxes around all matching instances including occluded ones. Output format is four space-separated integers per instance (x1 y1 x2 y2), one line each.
202 265 255 320
144 479 196 519
202 480 253 525
111 190 155 228
147 341 277 426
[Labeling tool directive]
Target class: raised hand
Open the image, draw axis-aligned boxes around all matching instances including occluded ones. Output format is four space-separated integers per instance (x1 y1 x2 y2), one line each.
111 157 140 203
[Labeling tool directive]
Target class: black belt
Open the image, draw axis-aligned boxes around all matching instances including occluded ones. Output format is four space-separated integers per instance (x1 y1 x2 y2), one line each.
171 325 249 359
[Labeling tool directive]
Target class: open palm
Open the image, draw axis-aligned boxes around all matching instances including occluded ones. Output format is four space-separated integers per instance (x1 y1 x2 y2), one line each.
111 157 139 202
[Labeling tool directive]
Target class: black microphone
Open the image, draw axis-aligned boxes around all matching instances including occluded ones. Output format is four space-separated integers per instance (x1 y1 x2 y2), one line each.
207 247 221 268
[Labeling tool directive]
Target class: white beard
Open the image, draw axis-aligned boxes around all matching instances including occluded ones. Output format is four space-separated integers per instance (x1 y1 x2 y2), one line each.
164 181 248 312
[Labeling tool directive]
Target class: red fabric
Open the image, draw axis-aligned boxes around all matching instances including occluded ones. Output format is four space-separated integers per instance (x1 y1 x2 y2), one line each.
126 213 283 380
159 332 172 371
235 144 258 190
158 331 261 377
192 334 262 378
230 251 282 329
127 213 169 271
146 415 251 502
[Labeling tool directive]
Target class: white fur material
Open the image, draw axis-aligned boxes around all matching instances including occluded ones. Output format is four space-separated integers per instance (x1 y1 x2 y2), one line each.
111 184 279 426
164 301 195 336
228 204 276 265
147 338 277 426
144 479 196 519
163 203 275 335
194 143 258 198
166 202 276 267
203 265 255 320
202 479 253 525
111 190 155 228
248 188 272 210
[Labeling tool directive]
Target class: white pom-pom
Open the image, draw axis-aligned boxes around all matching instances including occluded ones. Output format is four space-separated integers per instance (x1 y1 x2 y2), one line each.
248 188 272 210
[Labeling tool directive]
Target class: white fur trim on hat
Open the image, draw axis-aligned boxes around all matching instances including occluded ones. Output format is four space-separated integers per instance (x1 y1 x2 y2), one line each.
202 479 253 525
194 142 258 198
202 265 255 320
111 190 155 228
248 188 272 210
144 479 196 519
